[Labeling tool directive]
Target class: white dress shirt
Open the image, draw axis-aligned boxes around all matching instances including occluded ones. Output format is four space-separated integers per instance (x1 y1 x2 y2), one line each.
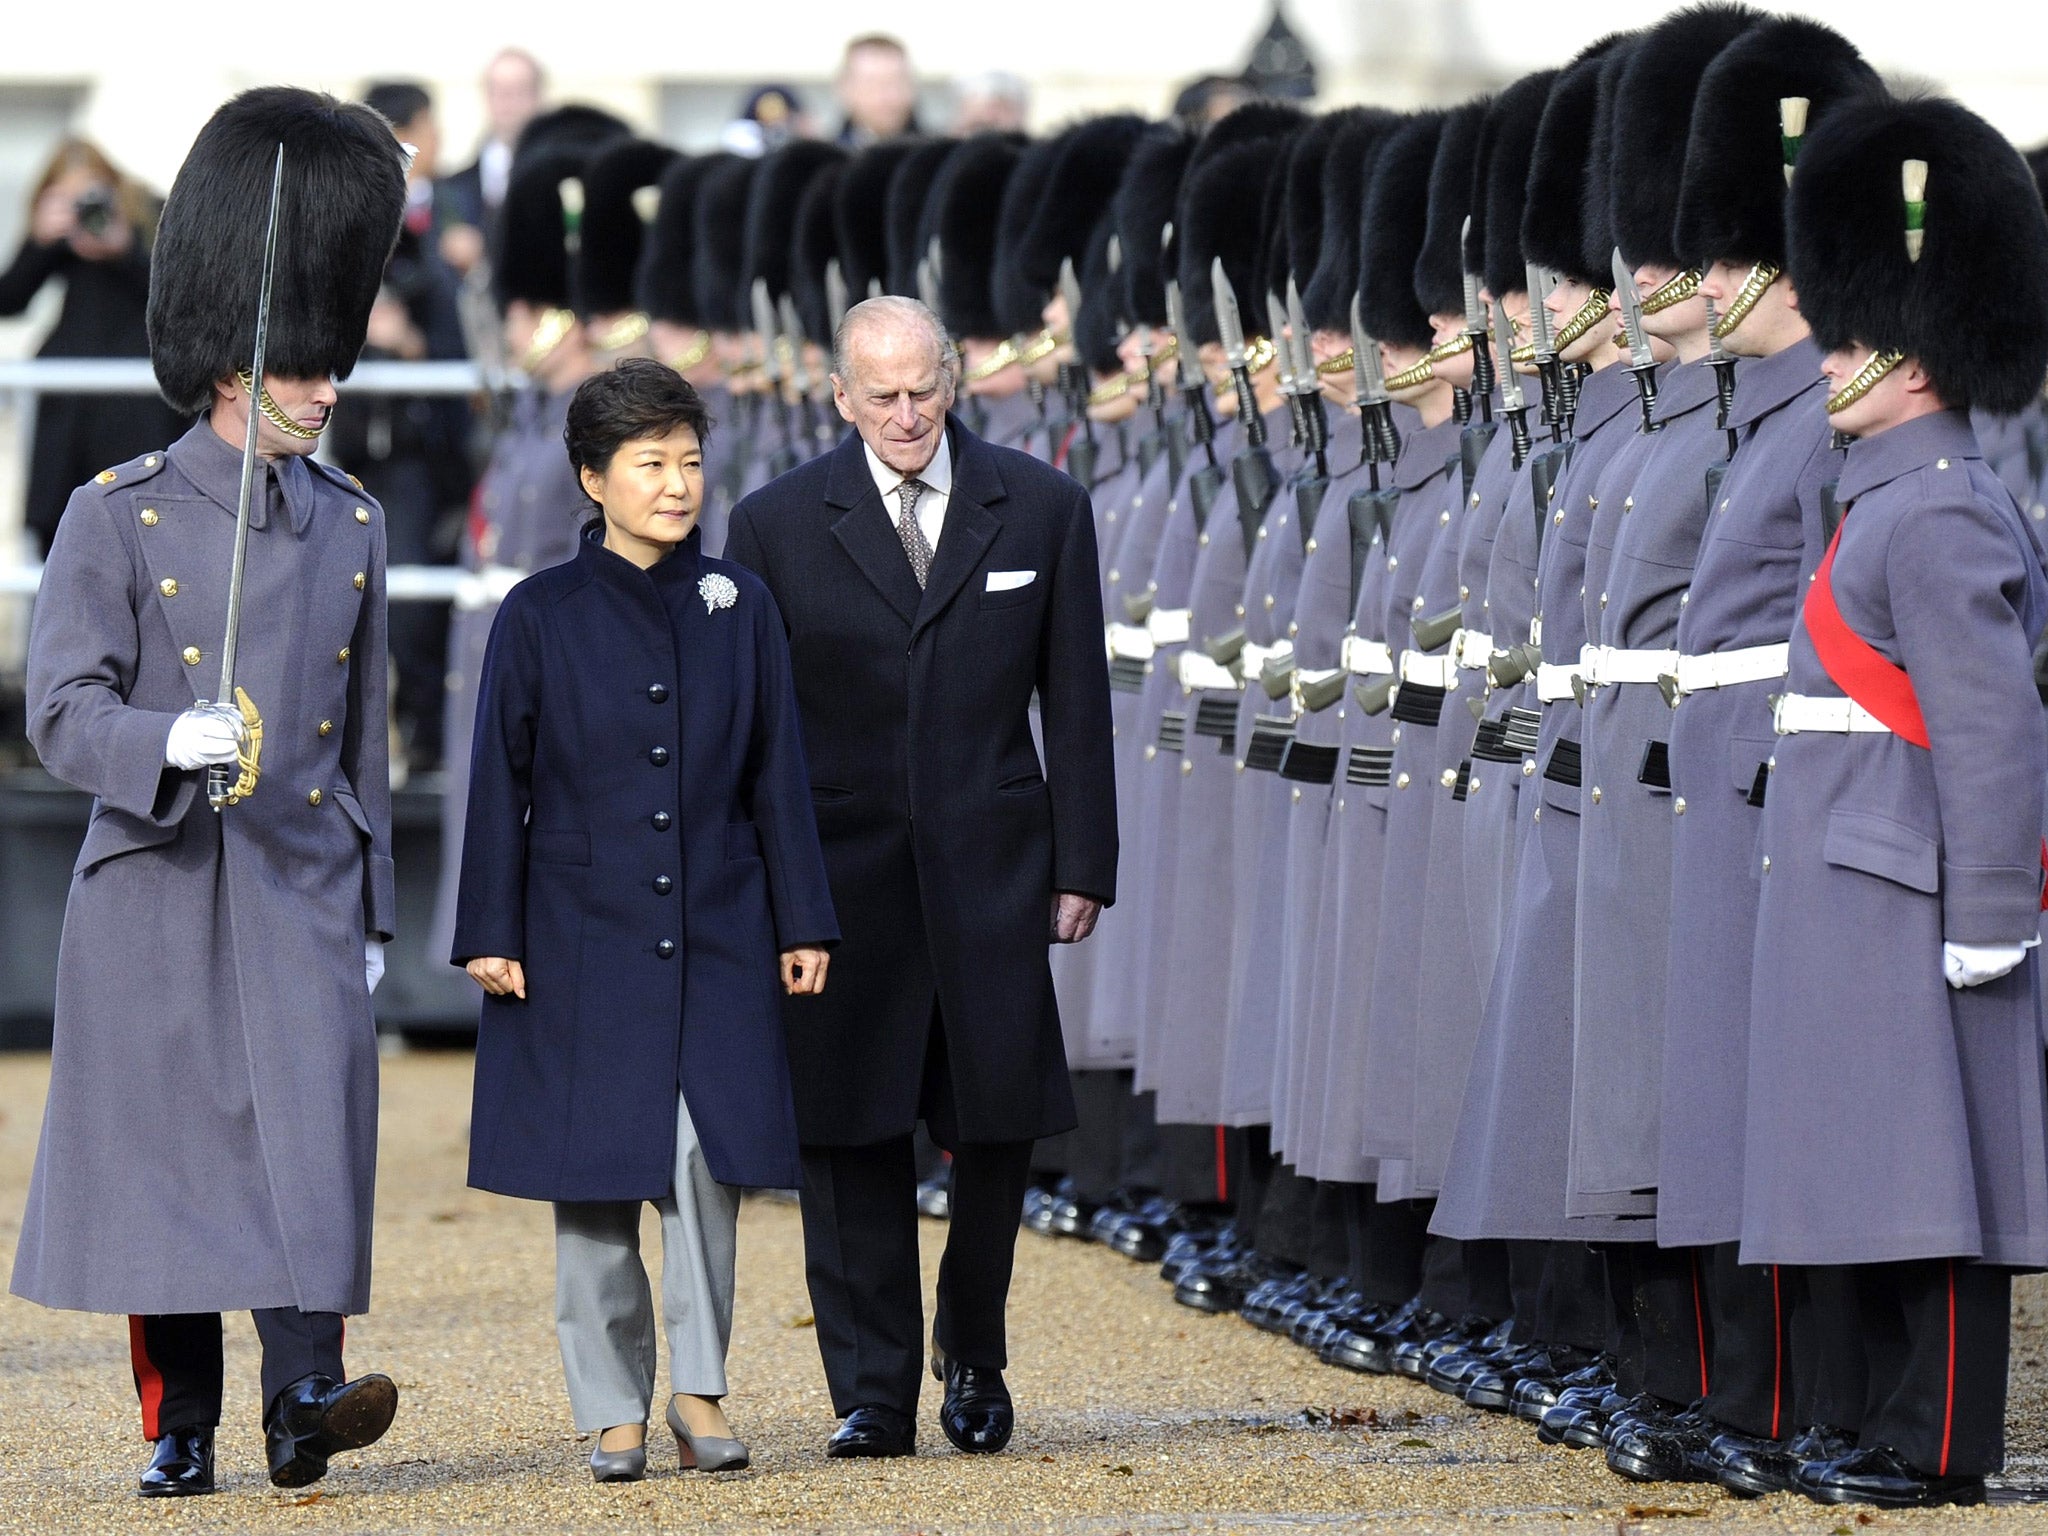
865 433 952 556
479 138 513 212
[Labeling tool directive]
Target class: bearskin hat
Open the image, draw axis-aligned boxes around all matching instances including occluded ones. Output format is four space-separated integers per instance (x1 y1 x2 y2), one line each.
1178 134 1293 349
742 140 846 308
148 87 407 414
512 104 630 168
1674 16 1881 271
1283 112 1348 302
574 137 678 319
1609 5 1761 271
1416 98 1490 319
1360 111 1446 350
991 134 1065 336
1111 126 1194 329
692 153 759 332
1789 94 2048 415
1302 109 1402 332
1015 115 1148 316
1072 213 1125 376
836 139 920 302
1479 72 1557 298
1523 37 1630 289
790 159 848 346
927 132 1026 339
636 154 720 327
886 138 961 298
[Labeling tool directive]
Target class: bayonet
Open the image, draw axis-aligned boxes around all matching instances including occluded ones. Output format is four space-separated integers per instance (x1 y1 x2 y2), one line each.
1211 256 1266 448
1704 294 1738 458
1267 290 1306 451
1612 247 1661 433
1055 257 1095 457
1493 301 1530 469
825 258 850 334
1350 291 1399 475
206 144 285 812
779 294 830 453
1287 278 1329 475
1166 273 1218 471
1461 216 1494 423
1525 261 1563 437
753 277 798 474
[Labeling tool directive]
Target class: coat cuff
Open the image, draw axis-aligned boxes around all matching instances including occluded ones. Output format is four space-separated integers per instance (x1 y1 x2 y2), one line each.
364 852 397 943
1941 860 2044 945
106 708 192 823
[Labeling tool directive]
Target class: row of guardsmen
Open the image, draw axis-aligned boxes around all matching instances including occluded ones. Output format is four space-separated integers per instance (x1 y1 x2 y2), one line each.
439 5 2048 1509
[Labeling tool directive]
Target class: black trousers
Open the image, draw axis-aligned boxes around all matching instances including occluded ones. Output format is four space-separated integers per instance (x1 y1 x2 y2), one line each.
1634 1243 1715 1408
1534 1242 1609 1352
1343 1184 1429 1307
1063 1069 1165 1204
1702 1242 1795 1439
1795 1264 1868 1435
1854 1259 2010 1478
798 1136 1033 1418
1156 1119 1232 1209
1255 1162 1319 1269
1418 1230 1514 1322
128 1309 345 1438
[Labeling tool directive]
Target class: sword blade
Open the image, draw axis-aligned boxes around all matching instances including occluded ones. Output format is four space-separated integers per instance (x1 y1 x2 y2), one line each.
217 144 285 705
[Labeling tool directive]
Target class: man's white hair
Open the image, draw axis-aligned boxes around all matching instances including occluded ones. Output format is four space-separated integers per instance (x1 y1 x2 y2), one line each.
832 295 959 388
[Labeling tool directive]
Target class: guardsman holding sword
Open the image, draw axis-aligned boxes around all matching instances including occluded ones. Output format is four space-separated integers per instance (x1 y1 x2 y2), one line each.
8 87 406 1497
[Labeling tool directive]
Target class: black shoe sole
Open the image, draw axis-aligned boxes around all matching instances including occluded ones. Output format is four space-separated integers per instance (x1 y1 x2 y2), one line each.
1713 1465 1788 1499
1463 1380 1514 1411
1607 1448 1694 1483
320 1376 400 1452
941 1423 1013 1455
826 1440 916 1459
1172 1283 1242 1314
137 1482 216 1498
1560 1420 1609 1451
1805 1482 1986 1510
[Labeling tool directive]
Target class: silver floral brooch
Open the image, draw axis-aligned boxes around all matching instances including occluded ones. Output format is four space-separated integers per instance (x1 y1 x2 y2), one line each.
699 572 738 615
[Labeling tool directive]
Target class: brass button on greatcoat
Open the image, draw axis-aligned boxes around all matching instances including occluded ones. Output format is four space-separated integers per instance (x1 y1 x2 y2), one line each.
1674 797 1687 815
353 572 366 591
181 646 201 666
354 507 371 524
307 789 323 807
139 508 159 527
1590 786 1603 804
337 647 350 664
318 721 333 737
159 578 178 597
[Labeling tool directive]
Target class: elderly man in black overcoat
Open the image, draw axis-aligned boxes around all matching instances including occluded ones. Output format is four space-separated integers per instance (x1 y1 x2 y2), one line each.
725 295 1116 1458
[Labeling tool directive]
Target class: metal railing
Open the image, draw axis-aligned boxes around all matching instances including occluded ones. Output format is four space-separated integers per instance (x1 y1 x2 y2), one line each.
0 357 523 602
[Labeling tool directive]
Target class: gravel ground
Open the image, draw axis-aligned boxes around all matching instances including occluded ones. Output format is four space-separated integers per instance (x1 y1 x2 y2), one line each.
5 1049 2048 1534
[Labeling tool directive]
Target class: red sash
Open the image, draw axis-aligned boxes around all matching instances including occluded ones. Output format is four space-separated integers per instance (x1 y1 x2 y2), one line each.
1802 521 1931 747
1804 512 2048 906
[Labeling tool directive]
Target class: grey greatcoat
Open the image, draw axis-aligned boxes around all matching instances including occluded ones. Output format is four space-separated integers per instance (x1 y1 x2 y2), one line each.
1569 359 1724 1217
11 421 394 1316
1656 338 1834 1248
430 384 586 965
1311 416 1462 1191
1430 363 1640 1240
1744 411 2048 1268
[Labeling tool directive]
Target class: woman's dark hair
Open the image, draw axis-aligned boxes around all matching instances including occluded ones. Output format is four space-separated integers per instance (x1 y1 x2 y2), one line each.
564 359 713 491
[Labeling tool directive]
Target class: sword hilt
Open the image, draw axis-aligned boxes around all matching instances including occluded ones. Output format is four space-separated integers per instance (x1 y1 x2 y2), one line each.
1506 406 1531 470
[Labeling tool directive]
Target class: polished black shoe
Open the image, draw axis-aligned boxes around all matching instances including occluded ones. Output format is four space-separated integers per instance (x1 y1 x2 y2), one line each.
1424 1321 1514 1398
915 1174 952 1221
933 1350 1013 1454
264 1372 399 1488
1394 1313 1494 1380
1515 1357 1611 1423
1708 1428 1804 1498
1047 1191 1099 1239
1796 1443 1987 1509
1466 1343 1598 1413
138 1427 216 1497
1541 1386 1625 1450
1020 1184 1059 1235
1325 1297 1449 1375
1174 1253 1288 1315
1784 1423 1858 1465
826 1405 917 1459
1243 1271 1314 1332
1607 1405 1718 1483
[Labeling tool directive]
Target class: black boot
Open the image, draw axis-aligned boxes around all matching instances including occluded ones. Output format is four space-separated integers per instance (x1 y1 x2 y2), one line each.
264 1372 399 1488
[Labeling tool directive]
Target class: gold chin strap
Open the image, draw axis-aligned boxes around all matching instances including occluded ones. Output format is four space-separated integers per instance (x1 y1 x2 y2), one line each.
1315 347 1356 376
1087 371 1138 407
1639 268 1702 315
1244 335 1279 377
1015 327 1060 368
520 306 578 373
964 336 1022 383
1383 332 1475 392
593 311 650 353
1714 262 1782 339
235 372 322 440
1553 288 1615 353
1824 349 1904 415
668 330 713 372
1150 335 1180 369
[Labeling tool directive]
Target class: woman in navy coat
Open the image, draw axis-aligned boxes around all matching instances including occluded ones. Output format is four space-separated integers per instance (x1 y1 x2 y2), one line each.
454 359 838 1482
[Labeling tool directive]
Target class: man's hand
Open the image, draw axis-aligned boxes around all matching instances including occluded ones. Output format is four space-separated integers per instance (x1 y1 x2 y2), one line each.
166 706 242 770
365 940 386 996
782 947 831 996
1051 893 1103 944
1944 941 2030 990
467 956 526 998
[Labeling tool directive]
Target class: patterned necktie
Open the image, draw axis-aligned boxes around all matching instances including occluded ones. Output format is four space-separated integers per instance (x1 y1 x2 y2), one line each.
895 479 933 588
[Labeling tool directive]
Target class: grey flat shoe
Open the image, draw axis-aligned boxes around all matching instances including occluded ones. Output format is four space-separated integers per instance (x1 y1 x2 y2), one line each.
589 1434 647 1483
667 1398 751 1472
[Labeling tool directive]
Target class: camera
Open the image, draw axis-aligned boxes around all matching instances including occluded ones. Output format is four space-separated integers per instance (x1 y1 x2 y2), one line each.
72 186 115 237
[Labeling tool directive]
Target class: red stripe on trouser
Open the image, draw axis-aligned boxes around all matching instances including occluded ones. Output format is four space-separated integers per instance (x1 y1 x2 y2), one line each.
1769 1266 1784 1440
1941 1260 1957 1476
129 1316 165 1441
1215 1127 1229 1203
1691 1253 1711 1398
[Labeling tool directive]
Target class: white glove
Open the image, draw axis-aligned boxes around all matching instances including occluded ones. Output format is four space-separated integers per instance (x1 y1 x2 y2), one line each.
1943 940 2031 990
166 706 241 770
365 940 386 996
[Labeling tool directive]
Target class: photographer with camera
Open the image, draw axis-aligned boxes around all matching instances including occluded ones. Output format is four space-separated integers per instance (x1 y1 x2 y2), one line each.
0 138 183 555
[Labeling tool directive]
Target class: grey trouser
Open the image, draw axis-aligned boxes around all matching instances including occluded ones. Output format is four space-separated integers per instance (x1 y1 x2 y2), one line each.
552 1093 740 1431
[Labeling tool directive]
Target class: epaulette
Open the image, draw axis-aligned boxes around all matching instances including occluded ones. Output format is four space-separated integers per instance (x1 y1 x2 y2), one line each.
92 449 170 491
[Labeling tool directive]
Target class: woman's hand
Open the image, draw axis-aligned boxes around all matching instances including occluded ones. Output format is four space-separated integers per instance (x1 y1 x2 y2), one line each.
467 956 527 998
30 186 75 246
782 948 830 996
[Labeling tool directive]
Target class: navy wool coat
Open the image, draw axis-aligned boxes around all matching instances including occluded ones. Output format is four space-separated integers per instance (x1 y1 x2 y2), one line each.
454 525 838 1198
724 416 1117 1148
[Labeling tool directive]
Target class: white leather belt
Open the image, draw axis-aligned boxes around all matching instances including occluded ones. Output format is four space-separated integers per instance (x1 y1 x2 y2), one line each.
1147 607 1191 646
1178 651 1243 693
1106 623 1156 661
1666 643 1790 696
1399 652 1460 688
1535 663 1582 703
1529 615 1544 647
1772 693 1892 736
454 564 524 611
1582 644 1680 687
1242 639 1291 675
1341 635 1395 675
1454 628 1494 669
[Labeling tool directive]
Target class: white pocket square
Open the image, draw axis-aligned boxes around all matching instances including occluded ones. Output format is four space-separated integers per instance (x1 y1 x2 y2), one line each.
986 569 1038 593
